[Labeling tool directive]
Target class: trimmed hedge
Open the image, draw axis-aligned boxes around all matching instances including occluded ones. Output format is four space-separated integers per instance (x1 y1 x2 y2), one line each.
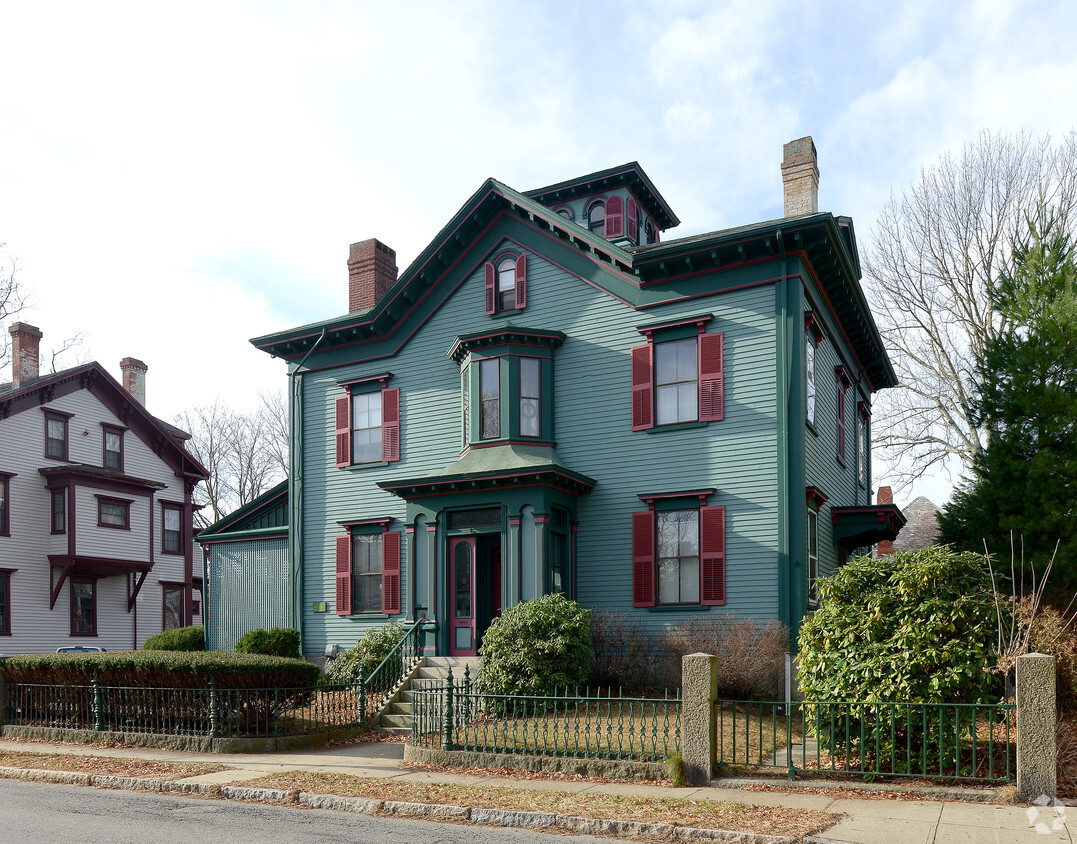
142 625 205 652
0 650 320 690
235 627 301 659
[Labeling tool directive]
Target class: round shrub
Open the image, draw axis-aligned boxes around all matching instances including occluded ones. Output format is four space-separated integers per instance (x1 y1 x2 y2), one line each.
478 594 593 696
142 625 205 652
234 627 301 659
322 622 404 686
798 546 1001 704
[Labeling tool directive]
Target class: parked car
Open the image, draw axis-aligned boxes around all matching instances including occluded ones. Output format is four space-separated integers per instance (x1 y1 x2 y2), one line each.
56 646 106 653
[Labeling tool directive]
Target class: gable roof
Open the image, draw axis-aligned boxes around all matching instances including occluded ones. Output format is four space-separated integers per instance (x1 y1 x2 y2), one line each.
197 479 288 542
0 362 208 481
252 169 896 391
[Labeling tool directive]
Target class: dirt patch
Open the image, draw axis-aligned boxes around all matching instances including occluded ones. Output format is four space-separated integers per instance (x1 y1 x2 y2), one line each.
240 770 841 838
0 749 228 780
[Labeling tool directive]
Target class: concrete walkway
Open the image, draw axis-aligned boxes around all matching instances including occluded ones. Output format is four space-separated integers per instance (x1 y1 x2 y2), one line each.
0 738 1068 843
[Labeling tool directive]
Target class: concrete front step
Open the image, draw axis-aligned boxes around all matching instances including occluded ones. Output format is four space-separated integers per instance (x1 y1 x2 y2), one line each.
373 656 481 735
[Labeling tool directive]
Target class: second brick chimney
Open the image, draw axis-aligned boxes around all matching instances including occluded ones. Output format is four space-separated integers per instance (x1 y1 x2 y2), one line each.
120 357 148 406
876 485 895 557
9 322 43 388
348 239 398 313
781 136 819 217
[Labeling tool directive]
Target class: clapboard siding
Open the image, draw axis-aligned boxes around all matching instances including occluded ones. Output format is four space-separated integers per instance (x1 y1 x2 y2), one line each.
298 237 782 656
0 375 195 654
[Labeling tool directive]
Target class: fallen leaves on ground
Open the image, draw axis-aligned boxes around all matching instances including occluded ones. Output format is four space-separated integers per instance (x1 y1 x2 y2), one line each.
0 750 228 780
405 760 667 786
239 771 841 838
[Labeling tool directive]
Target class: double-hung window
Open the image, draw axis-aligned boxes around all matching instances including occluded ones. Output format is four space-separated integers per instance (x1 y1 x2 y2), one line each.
631 318 723 430
45 411 70 460
857 403 870 488
51 489 66 534
807 509 819 604
519 357 541 438
71 578 96 636
334 378 401 467
835 366 852 463
480 359 500 439
162 503 183 553
0 473 11 537
483 253 527 314
632 494 725 607
103 425 124 471
335 522 401 616
162 583 183 630
0 570 11 635
805 313 824 429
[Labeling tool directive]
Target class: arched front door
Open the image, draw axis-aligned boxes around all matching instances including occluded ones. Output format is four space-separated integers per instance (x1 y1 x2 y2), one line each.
449 536 476 656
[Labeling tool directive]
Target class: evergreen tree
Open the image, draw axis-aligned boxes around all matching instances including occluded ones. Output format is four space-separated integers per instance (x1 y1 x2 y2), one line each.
939 210 1077 590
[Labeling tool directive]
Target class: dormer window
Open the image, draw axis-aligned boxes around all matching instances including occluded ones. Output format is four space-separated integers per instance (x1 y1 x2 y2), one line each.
484 253 527 314
588 201 605 235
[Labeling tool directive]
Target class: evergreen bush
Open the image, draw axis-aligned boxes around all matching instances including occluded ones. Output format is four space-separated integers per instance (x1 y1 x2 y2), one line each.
478 594 592 697
322 622 404 686
234 627 301 659
142 625 205 652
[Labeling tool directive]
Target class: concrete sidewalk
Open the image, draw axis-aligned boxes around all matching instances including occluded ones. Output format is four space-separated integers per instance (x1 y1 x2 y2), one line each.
0 738 1068 843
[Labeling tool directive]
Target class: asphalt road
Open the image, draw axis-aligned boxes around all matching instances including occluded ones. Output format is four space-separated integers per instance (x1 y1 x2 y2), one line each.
0 779 617 843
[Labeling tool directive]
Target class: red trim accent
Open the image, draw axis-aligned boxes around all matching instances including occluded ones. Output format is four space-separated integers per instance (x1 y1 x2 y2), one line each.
337 517 393 529
698 332 724 422
605 195 623 238
95 495 132 530
334 396 351 467
382 531 401 614
636 314 713 336
44 409 71 462
700 505 726 606
632 511 656 607
335 535 351 616
338 372 392 389
626 198 639 245
630 344 654 430
381 387 400 462
858 400 871 420
805 486 829 510
514 253 527 309
0 474 10 537
804 312 825 346
484 262 496 315
637 489 714 505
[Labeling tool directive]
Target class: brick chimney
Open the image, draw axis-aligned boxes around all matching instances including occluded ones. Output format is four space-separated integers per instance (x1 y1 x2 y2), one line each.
120 357 148 406
347 239 397 313
9 322 43 388
876 485 894 557
781 136 819 217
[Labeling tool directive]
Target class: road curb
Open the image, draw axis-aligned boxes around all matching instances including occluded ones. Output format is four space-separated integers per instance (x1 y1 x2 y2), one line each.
0 766 810 842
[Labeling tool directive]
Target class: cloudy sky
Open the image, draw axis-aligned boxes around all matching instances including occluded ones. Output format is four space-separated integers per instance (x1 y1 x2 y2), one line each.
2 0 1076 507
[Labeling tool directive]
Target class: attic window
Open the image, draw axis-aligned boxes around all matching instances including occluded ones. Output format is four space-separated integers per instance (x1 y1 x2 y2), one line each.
588 201 605 235
484 252 527 314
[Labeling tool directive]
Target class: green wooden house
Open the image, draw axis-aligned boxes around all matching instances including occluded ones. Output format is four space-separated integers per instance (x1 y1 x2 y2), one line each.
246 136 903 660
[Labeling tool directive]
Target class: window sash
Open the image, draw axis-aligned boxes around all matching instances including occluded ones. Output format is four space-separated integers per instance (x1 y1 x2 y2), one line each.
497 260 516 311
351 391 383 463
71 580 95 635
480 358 500 439
163 506 182 553
51 490 66 533
163 586 182 630
807 511 819 603
656 509 700 605
0 478 8 535
805 338 816 426
104 430 122 470
0 573 9 634
100 501 128 527
519 357 540 437
46 417 67 459
353 534 383 613
655 338 697 425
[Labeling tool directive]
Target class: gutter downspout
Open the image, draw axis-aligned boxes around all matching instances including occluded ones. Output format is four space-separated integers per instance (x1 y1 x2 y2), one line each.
288 329 328 653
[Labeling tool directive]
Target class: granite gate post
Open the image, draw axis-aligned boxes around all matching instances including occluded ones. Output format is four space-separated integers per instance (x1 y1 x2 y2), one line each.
681 653 717 786
1016 652 1056 803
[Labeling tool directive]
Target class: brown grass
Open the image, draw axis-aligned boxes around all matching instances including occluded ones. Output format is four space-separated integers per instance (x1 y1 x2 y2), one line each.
240 770 841 837
0 749 228 780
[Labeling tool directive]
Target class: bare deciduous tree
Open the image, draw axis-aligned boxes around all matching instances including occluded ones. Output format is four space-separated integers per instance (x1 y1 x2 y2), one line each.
177 393 288 528
865 131 1077 485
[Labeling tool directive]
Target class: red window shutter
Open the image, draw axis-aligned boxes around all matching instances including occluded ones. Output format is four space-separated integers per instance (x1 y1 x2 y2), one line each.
514 253 527 309
381 387 400 462
632 511 656 607
700 505 726 606
630 344 654 430
484 262 496 315
605 195 623 238
334 396 351 468
335 534 352 616
626 198 639 244
654 227 660 243
698 332 724 422
382 531 401 615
